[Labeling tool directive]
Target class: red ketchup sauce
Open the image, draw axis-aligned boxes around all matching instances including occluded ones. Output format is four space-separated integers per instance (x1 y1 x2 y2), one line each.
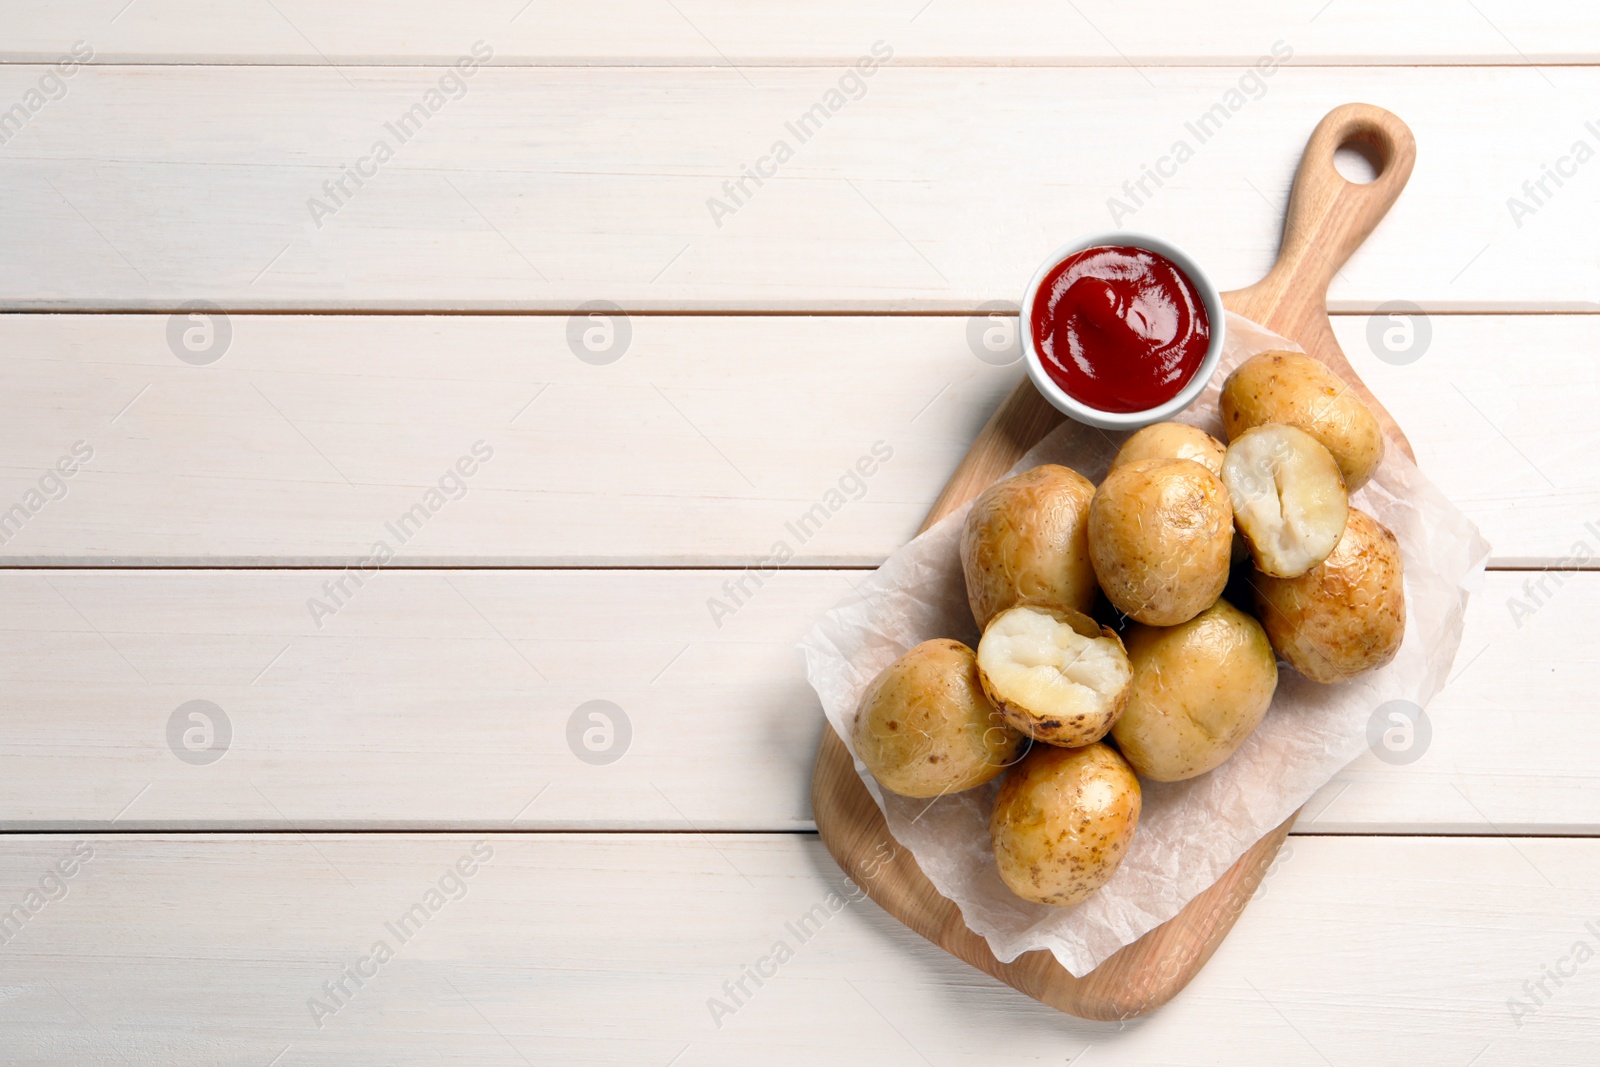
1029 245 1210 413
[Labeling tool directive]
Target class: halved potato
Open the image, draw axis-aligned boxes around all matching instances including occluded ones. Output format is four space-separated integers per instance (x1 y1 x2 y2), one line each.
990 742 1141 907
853 639 1027 798
960 464 1098 630
1252 508 1407 684
1222 424 1348 578
1110 422 1226 477
1088 458 1233 626
1111 599 1278 782
1220 351 1385 490
976 604 1132 747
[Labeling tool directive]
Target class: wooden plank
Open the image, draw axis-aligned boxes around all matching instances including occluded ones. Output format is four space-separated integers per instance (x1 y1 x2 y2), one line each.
0 313 1001 566
4 2 1598 65
0 313 1587 566
0 567 854 832
0 567 1586 833
0 833 1594 1062
1336 314 1600 569
1 66 1598 310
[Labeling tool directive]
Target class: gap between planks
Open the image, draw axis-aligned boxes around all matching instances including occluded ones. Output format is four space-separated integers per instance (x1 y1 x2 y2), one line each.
2 59 1600 68
4 307 1600 316
0 563 1578 571
0 828 1593 837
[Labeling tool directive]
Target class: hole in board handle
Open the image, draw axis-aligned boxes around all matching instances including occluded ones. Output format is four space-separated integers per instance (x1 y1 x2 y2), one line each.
1333 135 1386 185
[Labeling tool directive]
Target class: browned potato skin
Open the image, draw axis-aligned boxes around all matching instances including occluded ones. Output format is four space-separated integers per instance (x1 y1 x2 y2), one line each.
1111 599 1278 782
976 605 1130 748
990 743 1141 907
1220 351 1385 490
1252 509 1406 684
853 639 1027 798
1087 459 1233 626
961 465 1099 631
1110 422 1227 477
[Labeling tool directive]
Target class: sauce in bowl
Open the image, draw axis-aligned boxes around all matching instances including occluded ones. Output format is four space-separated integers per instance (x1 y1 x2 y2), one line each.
1028 245 1211 414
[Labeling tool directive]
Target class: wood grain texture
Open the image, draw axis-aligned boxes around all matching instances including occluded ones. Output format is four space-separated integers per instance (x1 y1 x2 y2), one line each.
4 1 1598 65
3 66 1599 310
3 833 1597 1064
814 104 1421 1019
0 311 1587 566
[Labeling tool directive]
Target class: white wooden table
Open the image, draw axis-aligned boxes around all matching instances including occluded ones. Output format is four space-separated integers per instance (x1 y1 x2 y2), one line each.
2 3 1597 1062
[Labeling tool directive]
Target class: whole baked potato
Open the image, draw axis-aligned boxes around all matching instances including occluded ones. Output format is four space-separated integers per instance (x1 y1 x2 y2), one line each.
1110 422 1227 477
853 639 1027 797
1111 598 1278 781
1252 508 1406 683
1088 458 1233 626
961 464 1098 630
1220 351 1385 490
990 742 1141 907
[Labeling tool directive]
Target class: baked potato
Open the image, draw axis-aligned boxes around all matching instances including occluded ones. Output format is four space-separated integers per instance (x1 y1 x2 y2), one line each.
1220 351 1385 490
990 742 1141 907
1088 458 1233 626
1111 599 1278 781
1110 422 1226 477
853 639 1027 797
961 464 1098 630
1222 424 1348 578
1251 508 1406 683
976 604 1132 747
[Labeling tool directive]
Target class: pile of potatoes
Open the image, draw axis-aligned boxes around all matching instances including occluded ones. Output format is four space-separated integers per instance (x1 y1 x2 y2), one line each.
853 351 1406 908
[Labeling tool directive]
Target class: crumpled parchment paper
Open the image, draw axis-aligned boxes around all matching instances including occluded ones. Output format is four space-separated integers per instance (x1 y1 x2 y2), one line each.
800 312 1491 976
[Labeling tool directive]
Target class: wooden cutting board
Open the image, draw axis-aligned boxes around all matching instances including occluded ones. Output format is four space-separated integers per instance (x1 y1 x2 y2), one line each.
812 103 1417 1021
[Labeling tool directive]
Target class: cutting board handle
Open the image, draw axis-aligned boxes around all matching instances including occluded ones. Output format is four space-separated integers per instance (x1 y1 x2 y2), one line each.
1256 103 1417 305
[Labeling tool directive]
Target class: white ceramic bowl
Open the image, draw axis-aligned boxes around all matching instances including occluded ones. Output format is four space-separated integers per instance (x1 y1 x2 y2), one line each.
1020 232 1225 431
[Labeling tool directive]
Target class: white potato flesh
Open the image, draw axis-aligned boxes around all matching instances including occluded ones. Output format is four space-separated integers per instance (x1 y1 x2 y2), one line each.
976 605 1131 746
1222 424 1349 578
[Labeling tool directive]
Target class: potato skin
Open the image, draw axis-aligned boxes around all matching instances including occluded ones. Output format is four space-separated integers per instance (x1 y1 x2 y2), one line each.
1220 351 1385 490
1111 422 1227 477
1111 599 1278 782
990 743 1141 907
1252 509 1406 684
853 640 1027 798
1088 459 1233 626
961 465 1098 630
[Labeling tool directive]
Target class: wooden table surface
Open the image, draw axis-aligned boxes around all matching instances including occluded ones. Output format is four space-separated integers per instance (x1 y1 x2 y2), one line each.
2 3 1598 1063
